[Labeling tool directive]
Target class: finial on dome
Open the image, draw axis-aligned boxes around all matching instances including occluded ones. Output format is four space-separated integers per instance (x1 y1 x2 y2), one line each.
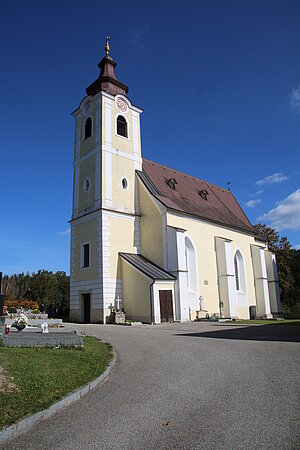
105 36 110 55
86 37 129 96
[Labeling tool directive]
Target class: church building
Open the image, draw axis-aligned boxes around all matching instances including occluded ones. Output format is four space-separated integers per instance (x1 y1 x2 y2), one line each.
69 40 281 324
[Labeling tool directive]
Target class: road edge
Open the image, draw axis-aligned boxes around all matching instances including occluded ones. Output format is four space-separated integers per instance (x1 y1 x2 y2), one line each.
0 347 116 443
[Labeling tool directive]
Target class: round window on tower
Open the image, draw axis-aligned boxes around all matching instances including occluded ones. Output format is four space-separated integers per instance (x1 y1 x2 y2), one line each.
121 178 128 190
83 177 90 193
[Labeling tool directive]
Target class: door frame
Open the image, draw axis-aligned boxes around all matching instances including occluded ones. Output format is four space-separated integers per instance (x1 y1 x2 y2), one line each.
151 282 176 324
159 290 174 323
81 292 91 323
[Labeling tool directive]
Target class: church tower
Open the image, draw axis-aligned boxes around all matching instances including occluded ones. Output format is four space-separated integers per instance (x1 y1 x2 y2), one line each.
70 38 143 323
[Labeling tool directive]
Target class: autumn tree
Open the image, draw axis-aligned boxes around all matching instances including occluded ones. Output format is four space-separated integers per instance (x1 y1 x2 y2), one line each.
254 223 295 310
1 270 70 318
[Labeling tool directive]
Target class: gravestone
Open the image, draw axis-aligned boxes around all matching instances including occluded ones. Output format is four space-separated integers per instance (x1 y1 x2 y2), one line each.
115 311 126 324
114 296 125 324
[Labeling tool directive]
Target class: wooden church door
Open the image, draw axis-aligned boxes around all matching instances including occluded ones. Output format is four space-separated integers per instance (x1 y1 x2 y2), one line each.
159 290 174 323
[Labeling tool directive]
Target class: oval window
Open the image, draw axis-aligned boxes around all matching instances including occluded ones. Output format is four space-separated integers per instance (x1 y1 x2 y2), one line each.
122 178 128 190
83 178 90 192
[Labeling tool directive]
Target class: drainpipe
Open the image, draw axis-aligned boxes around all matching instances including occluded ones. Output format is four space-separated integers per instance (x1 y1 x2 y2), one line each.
149 280 155 324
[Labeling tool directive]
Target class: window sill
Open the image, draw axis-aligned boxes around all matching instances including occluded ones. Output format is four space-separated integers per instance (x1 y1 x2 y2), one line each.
115 132 129 141
82 136 93 143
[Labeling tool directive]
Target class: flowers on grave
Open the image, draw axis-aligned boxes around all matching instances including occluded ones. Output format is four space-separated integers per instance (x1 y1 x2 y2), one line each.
3 306 7 316
11 314 28 331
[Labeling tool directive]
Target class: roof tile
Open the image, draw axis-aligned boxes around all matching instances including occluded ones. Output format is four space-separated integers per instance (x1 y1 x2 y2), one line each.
140 159 256 235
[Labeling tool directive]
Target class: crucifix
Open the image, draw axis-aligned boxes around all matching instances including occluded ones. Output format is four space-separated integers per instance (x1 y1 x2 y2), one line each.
115 296 122 311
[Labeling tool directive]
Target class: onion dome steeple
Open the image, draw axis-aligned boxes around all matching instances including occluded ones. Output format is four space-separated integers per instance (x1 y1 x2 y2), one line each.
86 36 128 97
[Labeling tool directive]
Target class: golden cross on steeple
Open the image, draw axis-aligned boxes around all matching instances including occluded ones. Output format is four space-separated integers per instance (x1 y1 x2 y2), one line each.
105 36 110 55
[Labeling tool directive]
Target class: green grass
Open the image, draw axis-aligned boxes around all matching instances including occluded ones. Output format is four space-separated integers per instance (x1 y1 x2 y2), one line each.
0 336 113 430
232 319 300 326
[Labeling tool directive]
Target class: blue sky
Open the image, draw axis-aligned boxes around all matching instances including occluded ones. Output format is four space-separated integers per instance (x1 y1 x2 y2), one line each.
1 0 299 276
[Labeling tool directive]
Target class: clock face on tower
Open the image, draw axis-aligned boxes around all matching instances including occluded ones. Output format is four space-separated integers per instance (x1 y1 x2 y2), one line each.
115 97 128 113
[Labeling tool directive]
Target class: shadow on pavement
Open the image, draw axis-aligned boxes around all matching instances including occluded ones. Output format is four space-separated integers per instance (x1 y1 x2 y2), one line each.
176 324 300 343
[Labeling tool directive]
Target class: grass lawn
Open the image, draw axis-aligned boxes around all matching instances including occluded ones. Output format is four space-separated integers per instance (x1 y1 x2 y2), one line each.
0 336 113 430
232 319 300 325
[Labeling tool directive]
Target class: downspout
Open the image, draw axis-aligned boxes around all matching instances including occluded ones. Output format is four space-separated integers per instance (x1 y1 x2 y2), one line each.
150 280 155 324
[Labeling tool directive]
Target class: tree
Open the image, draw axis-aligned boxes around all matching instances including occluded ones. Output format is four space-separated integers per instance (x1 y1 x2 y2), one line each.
254 223 294 308
2 270 70 318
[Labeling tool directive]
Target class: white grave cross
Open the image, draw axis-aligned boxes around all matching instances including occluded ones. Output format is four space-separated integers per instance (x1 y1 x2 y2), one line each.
115 296 122 311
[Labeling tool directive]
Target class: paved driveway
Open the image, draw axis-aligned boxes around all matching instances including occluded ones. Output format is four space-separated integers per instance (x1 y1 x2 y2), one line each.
2 322 300 449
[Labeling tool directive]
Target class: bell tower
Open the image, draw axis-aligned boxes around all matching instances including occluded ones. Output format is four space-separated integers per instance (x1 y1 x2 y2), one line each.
70 39 143 323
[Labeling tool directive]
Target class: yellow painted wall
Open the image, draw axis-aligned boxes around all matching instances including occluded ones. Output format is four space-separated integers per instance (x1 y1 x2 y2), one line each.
111 105 133 154
121 259 151 322
107 215 136 280
101 96 141 156
73 217 98 281
167 212 264 317
138 179 164 267
236 306 250 319
111 154 135 211
78 156 95 212
155 282 174 291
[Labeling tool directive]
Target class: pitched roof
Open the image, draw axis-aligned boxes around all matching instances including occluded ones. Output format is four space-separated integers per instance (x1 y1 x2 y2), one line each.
120 253 176 281
138 159 257 235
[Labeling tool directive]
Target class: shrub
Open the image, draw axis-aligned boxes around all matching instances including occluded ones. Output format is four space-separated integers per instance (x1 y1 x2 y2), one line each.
7 307 17 313
4 299 39 310
31 309 41 315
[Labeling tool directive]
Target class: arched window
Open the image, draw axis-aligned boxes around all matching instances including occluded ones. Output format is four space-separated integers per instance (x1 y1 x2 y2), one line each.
117 115 128 138
234 250 246 292
185 237 197 292
84 117 92 140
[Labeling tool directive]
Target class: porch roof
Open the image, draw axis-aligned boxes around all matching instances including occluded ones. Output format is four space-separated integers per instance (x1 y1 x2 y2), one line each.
119 253 176 281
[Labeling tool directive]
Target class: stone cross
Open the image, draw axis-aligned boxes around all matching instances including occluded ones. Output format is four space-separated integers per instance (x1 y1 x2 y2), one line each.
115 296 121 311
199 296 204 311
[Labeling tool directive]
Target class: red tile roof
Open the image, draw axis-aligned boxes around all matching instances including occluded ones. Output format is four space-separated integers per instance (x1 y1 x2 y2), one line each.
140 159 257 235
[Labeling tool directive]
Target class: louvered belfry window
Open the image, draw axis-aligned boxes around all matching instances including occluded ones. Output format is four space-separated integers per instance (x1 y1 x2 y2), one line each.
83 244 89 268
84 117 92 140
117 115 128 137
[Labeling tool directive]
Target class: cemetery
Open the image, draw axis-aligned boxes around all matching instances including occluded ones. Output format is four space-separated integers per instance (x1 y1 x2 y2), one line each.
0 272 83 347
0 272 114 435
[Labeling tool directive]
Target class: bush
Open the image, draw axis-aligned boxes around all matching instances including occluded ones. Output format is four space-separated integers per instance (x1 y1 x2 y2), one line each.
7 307 17 313
282 303 300 319
4 299 39 310
31 309 41 315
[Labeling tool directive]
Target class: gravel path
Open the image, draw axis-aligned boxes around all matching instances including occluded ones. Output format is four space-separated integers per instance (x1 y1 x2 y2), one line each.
1 322 299 449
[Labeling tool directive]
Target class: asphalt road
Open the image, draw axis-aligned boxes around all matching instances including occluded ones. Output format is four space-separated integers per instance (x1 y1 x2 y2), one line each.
2 322 300 450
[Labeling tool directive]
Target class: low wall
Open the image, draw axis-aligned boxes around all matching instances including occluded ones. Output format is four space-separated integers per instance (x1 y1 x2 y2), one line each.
5 318 63 326
1 332 83 348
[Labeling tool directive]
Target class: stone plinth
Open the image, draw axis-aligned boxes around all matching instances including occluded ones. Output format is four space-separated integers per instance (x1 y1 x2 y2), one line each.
115 311 126 325
195 310 208 320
